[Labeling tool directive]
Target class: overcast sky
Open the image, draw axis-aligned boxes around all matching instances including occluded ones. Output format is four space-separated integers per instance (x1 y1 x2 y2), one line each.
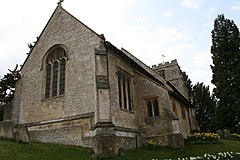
0 0 240 90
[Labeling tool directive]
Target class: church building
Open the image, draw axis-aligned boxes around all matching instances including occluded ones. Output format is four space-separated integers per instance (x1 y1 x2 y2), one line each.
5 2 198 156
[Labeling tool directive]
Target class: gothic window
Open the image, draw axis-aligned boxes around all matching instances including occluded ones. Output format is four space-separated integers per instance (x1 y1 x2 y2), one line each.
118 69 132 110
45 64 51 98
146 98 159 117
60 59 66 95
44 45 67 99
52 61 58 97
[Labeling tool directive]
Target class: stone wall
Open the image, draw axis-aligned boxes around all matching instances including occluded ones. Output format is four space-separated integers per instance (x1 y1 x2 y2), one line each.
169 97 191 138
0 121 14 139
8 5 196 156
108 49 138 131
0 121 30 143
27 114 93 147
17 7 102 124
107 46 186 148
134 72 174 138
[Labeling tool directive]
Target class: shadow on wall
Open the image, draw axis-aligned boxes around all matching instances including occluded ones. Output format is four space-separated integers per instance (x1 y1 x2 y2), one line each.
0 120 30 143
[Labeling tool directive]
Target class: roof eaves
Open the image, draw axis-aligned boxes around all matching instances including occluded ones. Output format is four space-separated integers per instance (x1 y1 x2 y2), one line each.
167 81 193 108
105 41 166 86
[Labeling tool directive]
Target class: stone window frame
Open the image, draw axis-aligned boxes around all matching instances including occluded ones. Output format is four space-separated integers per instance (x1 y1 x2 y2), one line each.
172 100 178 116
180 104 186 120
42 44 68 100
117 68 133 111
145 97 160 117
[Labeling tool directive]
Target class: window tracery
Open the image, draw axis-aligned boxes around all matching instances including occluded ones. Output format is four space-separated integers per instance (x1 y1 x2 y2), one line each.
44 45 67 99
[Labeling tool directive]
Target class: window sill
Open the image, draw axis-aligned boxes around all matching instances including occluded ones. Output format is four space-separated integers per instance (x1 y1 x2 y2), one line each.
120 108 135 114
146 116 160 119
42 94 65 102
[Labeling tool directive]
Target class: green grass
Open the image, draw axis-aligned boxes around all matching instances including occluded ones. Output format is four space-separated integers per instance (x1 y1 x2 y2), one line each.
117 139 240 160
0 139 239 160
0 139 94 160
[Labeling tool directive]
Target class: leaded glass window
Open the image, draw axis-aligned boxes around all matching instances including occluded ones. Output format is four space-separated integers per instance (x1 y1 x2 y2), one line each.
60 59 66 95
44 45 67 99
118 69 132 110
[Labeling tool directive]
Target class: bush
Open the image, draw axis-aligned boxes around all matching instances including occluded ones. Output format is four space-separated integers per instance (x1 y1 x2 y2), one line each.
186 132 221 144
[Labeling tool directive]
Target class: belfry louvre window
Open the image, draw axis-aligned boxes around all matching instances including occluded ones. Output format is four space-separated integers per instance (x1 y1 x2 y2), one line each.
147 98 160 117
45 46 67 99
118 69 132 110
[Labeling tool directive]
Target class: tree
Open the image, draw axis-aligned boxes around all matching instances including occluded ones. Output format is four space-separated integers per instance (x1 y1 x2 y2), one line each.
211 14 240 133
0 65 21 121
182 72 216 132
191 83 216 132
181 71 193 101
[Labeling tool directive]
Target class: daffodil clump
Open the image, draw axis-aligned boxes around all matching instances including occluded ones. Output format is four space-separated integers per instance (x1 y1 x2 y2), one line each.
160 151 240 160
187 132 221 144
230 133 240 141
147 139 166 149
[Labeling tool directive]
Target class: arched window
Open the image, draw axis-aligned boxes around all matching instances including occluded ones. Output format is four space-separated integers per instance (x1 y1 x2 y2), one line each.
60 58 66 95
45 64 51 98
44 45 67 98
52 61 58 97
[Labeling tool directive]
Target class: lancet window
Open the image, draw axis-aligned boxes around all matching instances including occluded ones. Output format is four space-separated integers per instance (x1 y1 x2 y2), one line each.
147 98 160 117
118 69 132 111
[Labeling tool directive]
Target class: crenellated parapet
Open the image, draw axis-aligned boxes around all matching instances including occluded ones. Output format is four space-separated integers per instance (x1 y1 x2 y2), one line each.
151 59 188 99
152 59 178 69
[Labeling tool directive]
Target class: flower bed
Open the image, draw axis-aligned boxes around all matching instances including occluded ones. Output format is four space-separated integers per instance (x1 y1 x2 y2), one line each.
161 151 240 160
147 139 166 149
186 132 221 144
230 133 240 141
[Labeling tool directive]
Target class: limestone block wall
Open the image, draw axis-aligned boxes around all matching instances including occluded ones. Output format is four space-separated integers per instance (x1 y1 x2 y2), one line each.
9 78 22 125
107 48 141 150
17 7 102 124
28 115 93 147
108 51 137 129
108 47 183 147
169 97 191 138
134 72 174 138
108 49 138 130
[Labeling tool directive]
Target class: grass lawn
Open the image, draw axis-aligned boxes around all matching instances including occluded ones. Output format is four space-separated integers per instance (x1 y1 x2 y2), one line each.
0 139 239 160
117 139 240 160
0 139 94 160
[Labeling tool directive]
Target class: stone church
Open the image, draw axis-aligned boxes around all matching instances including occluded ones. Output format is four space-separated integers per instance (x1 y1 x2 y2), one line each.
3 2 198 156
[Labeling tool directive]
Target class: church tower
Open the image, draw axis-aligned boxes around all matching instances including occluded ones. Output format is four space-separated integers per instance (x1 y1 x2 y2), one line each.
152 60 188 99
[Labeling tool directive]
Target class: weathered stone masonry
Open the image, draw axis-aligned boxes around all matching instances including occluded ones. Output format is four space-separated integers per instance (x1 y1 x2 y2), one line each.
2 4 198 156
